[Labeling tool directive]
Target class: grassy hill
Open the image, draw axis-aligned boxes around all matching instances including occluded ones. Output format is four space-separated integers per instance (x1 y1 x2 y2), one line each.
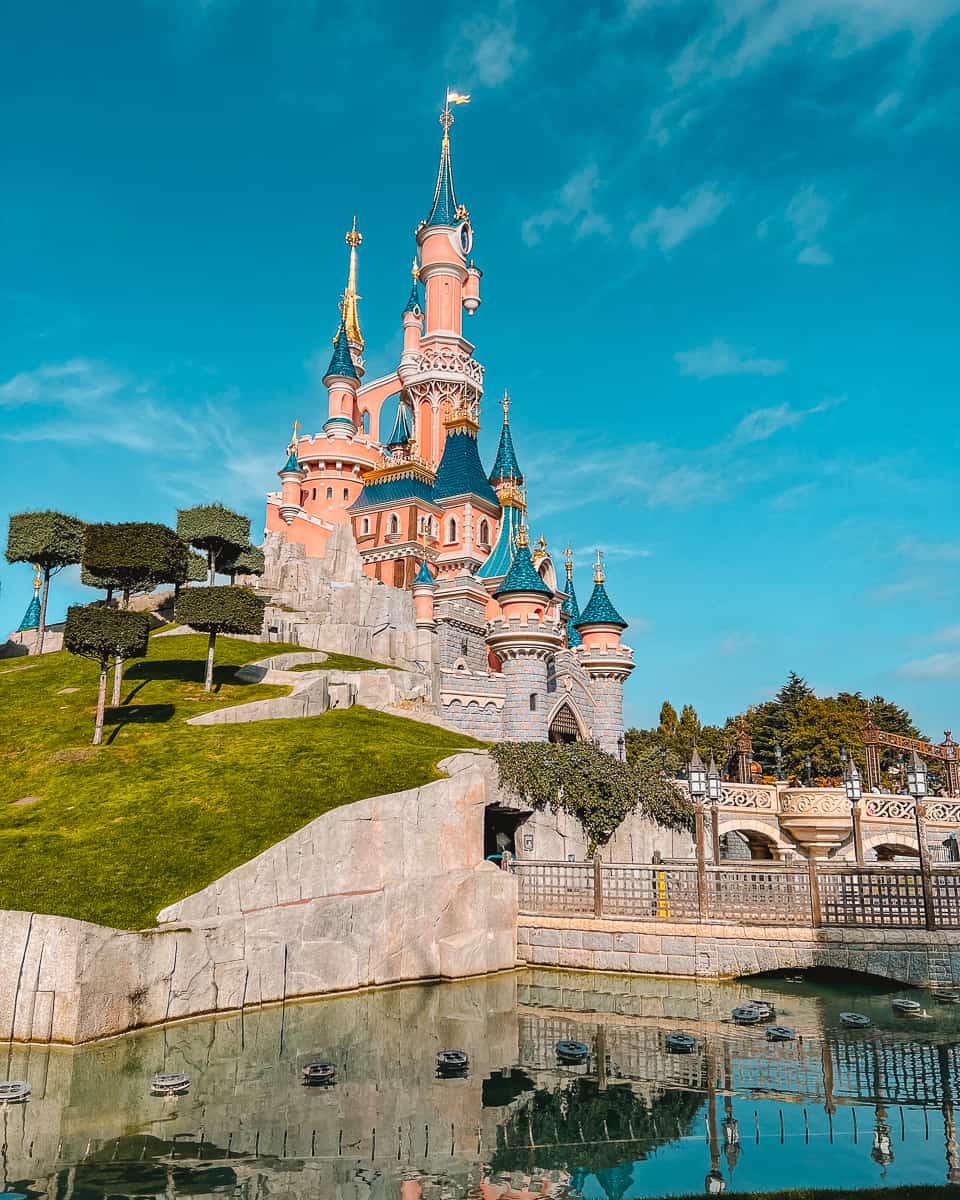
0 634 483 929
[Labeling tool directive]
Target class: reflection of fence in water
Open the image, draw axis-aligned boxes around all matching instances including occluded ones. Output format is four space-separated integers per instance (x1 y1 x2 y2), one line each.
518 1014 960 1108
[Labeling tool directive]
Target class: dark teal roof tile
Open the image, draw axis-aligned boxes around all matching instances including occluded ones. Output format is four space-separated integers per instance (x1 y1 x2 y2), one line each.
433 427 499 505
16 592 40 632
280 449 300 473
562 575 583 646
403 278 423 314
386 400 413 446
325 322 358 381
349 474 436 509
576 581 627 629
476 500 521 579
413 558 434 585
493 542 552 599
489 420 522 485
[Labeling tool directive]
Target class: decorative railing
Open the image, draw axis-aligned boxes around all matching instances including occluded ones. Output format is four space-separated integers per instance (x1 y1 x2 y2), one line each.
779 788 849 817
508 856 960 931
718 783 778 811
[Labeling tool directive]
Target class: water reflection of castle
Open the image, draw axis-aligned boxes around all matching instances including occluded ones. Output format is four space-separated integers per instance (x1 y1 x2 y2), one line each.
4 971 960 1200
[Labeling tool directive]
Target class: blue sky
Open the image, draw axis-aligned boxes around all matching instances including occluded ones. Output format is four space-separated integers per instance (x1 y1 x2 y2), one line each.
2 0 958 741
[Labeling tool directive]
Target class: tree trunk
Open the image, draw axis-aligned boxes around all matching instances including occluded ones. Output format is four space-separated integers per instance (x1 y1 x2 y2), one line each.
35 569 51 655
207 548 215 586
112 588 130 707
205 629 217 692
93 666 108 745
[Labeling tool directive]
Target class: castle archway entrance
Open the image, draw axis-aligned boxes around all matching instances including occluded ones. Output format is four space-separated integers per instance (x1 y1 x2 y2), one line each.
548 702 583 744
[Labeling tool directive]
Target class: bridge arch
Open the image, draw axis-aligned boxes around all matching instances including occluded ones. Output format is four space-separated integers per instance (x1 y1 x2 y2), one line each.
716 819 788 861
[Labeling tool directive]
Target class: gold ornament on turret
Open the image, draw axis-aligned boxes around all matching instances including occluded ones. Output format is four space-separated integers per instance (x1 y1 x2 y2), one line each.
594 548 605 584
336 216 364 351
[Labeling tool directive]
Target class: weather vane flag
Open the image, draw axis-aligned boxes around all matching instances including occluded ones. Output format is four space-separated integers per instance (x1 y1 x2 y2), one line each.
446 89 471 105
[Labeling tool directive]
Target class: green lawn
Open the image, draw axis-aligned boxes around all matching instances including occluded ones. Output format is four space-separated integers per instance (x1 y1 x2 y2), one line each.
287 650 389 672
0 634 483 930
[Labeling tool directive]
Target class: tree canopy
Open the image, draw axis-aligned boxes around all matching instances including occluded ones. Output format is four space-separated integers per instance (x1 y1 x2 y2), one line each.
6 511 85 569
83 522 187 596
174 586 265 635
491 741 692 855
64 606 151 668
220 543 266 579
176 504 250 581
627 672 924 786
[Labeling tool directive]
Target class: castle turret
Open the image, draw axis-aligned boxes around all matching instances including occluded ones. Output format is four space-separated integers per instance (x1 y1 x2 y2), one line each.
277 433 304 525
575 550 634 754
323 320 361 437
486 525 562 741
411 556 436 630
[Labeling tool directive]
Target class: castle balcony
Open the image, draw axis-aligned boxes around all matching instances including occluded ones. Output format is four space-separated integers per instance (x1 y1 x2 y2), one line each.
404 345 486 404
486 615 563 659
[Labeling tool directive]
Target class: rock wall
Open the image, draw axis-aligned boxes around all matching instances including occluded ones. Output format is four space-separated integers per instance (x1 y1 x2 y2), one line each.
0 753 517 1044
508 800 696 863
518 914 960 987
261 526 423 667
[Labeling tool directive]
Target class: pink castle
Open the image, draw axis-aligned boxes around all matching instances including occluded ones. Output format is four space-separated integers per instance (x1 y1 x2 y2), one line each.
264 100 634 750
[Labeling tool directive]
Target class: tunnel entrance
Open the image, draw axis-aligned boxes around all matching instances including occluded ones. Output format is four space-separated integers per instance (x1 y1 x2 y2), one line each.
484 805 525 861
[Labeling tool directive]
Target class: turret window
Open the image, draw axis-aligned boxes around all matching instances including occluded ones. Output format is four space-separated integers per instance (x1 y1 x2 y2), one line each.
361 517 370 535
446 517 458 544
342 487 349 500
326 487 333 500
478 518 490 546
529 693 538 712
388 513 400 536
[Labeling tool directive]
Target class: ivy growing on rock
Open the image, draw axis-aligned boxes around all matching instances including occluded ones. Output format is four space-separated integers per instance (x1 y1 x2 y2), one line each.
490 741 692 855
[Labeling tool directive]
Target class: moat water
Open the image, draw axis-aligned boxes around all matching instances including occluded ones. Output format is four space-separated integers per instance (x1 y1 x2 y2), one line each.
3 969 960 1199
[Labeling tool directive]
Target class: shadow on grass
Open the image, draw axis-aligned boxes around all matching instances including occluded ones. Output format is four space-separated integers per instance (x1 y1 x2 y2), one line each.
104 704 176 744
124 660 245 689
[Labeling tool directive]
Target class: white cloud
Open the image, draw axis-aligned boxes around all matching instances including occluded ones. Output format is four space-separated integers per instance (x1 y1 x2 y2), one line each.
899 652 960 680
675 337 787 380
873 91 903 119
786 185 834 266
453 1 527 89
719 633 757 656
771 481 817 510
728 397 836 446
522 164 611 247
936 625 960 643
897 537 960 564
631 183 730 252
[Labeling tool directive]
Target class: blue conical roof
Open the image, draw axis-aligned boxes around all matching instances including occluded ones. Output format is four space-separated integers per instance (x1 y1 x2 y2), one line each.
17 592 41 632
577 580 627 629
493 542 552 599
403 277 422 314
489 419 522 485
433 426 499 505
413 558 434 586
325 321 359 381
386 400 413 447
280 449 300 473
476 499 522 580
425 127 459 227
562 574 583 646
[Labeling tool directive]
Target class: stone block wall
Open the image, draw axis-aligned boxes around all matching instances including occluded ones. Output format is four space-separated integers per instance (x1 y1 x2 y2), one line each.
517 914 960 987
586 674 626 755
500 654 550 741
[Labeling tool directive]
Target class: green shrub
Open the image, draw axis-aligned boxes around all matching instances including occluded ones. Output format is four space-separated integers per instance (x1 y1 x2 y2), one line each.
176 504 250 581
5 510 86 653
64 605 152 745
175 586 266 691
83 522 187 595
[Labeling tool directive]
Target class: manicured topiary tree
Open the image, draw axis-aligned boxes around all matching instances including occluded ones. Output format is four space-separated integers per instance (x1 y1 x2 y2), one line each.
5 511 86 654
83 522 188 704
174 586 266 692
176 504 250 585
220 544 265 584
63 605 151 745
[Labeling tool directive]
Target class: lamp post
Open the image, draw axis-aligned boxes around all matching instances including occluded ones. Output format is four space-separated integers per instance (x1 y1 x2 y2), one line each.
804 755 814 787
617 733 625 762
844 756 865 866
774 742 784 781
690 748 709 921
708 753 723 866
907 750 936 930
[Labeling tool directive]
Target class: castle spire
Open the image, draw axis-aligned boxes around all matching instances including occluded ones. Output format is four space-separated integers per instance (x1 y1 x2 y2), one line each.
403 258 422 315
16 565 42 633
324 320 359 382
339 217 364 350
562 545 583 647
489 389 523 486
425 92 469 227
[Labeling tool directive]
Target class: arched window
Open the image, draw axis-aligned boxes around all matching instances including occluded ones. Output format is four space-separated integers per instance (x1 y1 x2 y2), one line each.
361 410 371 435
311 488 317 500
361 517 370 535
389 513 400 536
447 517 458 544
342 487 349 501
529 693 538 712
478 518 490 546
326 487 333 500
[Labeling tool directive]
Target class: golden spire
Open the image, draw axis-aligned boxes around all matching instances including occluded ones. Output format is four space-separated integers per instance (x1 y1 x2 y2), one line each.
290 418 300 448
594 548 605 585
502 388 511 424
411 257 420 281
338 217 364 350
32 563 42 595
564 544 574 580
515 521 530 549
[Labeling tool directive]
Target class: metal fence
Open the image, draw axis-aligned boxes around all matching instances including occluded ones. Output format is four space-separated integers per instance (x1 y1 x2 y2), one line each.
509 855 960 930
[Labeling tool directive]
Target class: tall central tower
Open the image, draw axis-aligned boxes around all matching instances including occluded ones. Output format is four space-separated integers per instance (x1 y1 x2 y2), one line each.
399 98 484 467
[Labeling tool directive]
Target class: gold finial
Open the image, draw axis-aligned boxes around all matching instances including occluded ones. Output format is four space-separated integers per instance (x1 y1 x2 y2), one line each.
564 544 574 579
411 257 420 281
515 522 529 549
594 548 605 585
338 218 364 350
345 215 362 250
502 388 511 424
290 418 300 446
32 563 42 595
536 534 547 553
